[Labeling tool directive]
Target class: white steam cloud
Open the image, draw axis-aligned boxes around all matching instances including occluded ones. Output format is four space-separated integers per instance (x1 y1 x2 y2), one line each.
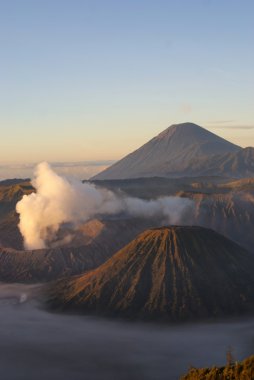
16 162 193 250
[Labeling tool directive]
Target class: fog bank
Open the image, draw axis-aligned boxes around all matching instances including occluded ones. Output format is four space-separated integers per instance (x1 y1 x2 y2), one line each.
0 284 253 380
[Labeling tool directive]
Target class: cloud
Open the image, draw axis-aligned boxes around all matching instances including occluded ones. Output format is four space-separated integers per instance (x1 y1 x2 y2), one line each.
16 162 193 250
0 161 115 181
211 125 254 130
205 120 254 130
206 120 236 125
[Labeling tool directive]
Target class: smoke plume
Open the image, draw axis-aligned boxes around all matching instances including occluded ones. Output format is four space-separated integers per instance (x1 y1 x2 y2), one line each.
16 162 192 250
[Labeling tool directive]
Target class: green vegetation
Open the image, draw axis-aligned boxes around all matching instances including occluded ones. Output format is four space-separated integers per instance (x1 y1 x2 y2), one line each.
180 355 254 380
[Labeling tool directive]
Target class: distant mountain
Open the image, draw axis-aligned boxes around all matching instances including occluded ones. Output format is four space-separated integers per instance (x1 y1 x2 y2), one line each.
92 122 254 179
47 226 254 321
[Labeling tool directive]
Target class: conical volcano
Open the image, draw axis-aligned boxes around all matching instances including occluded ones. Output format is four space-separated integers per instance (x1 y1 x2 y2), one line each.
92 122 240 179
48 226 254 321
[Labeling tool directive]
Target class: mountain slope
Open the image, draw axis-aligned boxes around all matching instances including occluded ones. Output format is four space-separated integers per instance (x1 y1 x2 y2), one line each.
47 226 254 321
196 146 254 177
92 122 241 180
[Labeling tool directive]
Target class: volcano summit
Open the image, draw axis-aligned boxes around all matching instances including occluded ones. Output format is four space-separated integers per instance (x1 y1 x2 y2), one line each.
92 122 254 179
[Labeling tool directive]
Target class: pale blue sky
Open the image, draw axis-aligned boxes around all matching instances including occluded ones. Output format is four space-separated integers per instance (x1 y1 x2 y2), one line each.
0 0 253 163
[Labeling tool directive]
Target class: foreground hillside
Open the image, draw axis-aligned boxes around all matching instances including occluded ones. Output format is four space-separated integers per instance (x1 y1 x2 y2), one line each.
180 355 254 380
47 226 254 321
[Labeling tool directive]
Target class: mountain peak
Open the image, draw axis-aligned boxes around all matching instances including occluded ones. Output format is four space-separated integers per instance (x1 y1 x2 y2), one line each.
92 122 241 180
157 122 198 139
156 122 216 140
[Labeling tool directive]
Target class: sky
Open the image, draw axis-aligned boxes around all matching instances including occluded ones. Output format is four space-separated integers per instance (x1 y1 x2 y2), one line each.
0 0 253 166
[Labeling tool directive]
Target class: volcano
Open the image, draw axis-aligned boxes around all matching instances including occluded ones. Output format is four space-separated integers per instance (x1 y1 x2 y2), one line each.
47 226 254 321
92 122 254 179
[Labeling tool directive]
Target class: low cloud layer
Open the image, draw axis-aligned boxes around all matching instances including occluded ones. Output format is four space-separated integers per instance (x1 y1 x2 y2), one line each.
0 160 114 181
16 162 192 250
0 288 253 380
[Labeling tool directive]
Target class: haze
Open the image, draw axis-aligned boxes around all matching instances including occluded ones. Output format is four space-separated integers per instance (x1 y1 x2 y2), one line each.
0 284 254 380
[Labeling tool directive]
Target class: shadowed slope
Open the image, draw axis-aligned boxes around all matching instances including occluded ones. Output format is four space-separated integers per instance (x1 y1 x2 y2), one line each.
48 226 254 321
189 146 254 178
